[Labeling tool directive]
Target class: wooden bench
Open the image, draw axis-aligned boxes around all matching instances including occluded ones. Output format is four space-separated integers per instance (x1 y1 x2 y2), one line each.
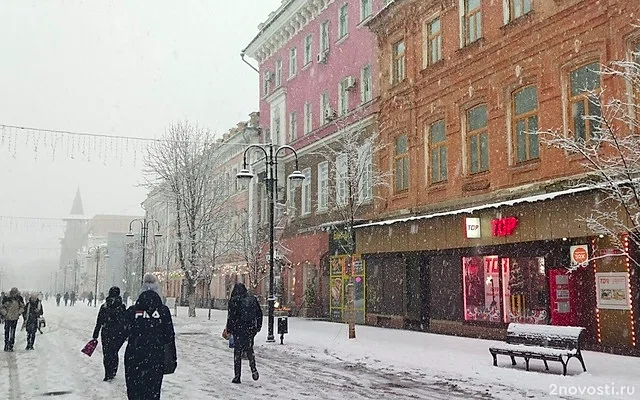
489 323 587 376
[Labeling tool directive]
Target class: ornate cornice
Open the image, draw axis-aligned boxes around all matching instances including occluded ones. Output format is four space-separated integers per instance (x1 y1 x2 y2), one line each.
243 0 335 65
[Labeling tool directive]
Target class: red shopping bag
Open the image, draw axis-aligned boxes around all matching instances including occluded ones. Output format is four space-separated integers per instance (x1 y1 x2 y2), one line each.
81 339 98 357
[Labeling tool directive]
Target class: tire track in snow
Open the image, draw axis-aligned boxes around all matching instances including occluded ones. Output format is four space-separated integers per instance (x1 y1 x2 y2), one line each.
6 352 23 400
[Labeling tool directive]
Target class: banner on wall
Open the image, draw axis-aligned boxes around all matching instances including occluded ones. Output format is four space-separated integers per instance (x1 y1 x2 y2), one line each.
595 272 631 310
329 254 366 324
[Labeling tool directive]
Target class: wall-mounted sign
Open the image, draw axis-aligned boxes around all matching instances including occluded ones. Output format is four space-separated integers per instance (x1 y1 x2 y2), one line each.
595 272 631 310
570 245 589 267
465 217 481 238
491 217 518 237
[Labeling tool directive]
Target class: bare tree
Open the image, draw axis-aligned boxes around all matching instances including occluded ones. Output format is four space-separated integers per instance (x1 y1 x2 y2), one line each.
145 121 233 317
232 209 269 293
540 54 640 268
313 118 391 338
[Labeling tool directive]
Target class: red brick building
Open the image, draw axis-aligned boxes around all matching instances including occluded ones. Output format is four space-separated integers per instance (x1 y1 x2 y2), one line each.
358 0 640 354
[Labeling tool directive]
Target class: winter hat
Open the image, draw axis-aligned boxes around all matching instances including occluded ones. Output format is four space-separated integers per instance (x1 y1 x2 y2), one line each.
108 286 120 297
140 273 161 295
9 287 19 297
30 293 38 301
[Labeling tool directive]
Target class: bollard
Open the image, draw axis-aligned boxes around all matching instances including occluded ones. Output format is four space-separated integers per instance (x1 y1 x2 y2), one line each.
277 317 288 344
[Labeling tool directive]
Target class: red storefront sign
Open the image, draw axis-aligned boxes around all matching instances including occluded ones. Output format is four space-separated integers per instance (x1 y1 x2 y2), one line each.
491 217 518 237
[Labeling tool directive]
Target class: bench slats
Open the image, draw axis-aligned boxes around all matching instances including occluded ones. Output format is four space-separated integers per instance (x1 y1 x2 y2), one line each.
490 343 577 358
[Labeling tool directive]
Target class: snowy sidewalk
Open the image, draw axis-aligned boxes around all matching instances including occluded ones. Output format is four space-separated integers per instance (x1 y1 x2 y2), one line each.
1 301 639 399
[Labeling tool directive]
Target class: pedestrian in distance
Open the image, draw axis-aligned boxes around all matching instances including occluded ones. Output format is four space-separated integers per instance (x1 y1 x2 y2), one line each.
99 292 105 303
0 288 25 352
87 291 94 307
0 292 5 324
55 293 61 307
22 293 43 350
225 282 262 384
124 274 177 399
70 291 77 306
63 292 69 306
92 286 128 382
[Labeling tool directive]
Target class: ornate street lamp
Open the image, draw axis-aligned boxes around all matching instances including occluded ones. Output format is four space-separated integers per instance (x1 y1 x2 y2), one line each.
127 219 162 286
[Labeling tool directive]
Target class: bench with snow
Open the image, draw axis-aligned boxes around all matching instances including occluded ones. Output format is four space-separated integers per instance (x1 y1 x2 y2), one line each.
489 323 587 376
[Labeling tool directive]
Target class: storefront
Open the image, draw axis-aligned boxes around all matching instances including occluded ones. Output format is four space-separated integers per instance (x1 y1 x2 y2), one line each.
356 190 638 354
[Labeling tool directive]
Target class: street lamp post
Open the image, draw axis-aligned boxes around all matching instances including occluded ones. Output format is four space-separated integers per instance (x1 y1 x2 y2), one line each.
237 143 305 342
87 246 108 307
127 219 162 286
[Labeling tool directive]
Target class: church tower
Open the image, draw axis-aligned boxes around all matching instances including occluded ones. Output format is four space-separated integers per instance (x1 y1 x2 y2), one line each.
58 187 88 291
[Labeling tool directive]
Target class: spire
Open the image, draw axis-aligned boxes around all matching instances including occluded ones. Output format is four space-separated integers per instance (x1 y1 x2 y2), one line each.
70 187 84 215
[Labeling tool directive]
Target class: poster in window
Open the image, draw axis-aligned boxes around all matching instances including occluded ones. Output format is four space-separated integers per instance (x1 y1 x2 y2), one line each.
330 256 345 276
595 272 631 310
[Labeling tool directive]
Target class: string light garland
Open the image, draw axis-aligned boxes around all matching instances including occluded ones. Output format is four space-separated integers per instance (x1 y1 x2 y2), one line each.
592 237 602 344
623 234 637 347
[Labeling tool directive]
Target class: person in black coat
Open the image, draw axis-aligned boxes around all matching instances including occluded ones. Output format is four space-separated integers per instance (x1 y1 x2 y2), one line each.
225 282 262 384
92 286 127 381
23 293 43 350
124 274 177 400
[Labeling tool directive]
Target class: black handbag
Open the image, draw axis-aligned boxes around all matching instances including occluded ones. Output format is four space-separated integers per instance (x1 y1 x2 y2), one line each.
163 343 177 375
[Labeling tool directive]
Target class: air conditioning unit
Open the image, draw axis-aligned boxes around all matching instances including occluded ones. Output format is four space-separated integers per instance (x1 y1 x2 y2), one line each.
265 71 273 81
317 50 329 64
345 76 357 91
325 107 337 121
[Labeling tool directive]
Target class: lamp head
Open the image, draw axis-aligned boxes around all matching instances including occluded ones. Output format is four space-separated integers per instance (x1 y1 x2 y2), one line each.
288 170 306 188
125 231 135 237
236 168 254 190
154 233 163 238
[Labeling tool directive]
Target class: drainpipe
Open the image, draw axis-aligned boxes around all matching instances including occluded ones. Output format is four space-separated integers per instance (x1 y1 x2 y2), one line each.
240 51 259 73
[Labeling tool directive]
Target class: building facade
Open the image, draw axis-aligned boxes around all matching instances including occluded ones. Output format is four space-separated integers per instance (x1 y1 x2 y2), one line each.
243 0 384 317
360 0 640 354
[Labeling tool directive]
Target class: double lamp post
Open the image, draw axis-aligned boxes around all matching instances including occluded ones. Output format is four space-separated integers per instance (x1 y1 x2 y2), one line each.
127 218 162 286
86 245 108 307
237 142 305 342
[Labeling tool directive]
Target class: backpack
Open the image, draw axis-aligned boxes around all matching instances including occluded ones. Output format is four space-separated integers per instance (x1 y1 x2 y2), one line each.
240 296 257 325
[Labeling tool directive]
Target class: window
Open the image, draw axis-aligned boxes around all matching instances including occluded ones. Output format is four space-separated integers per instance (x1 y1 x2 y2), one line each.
289 48 297 77
289 111 297 142
360 0 372 21
466 104 489 174
336 154 348 205
338 78 349 115
262 71 271 96
634 43 640 104
301 168 312 215
304 102 312 134
287 179 296 219
423 17 442 68
513 86 539 163
232 167 238 192
508 0 532 21
318 162 329 211
320 21 330 52
429 120 447 183
463 0 482 45
338 4 348 39
392 40 406 84
463 256 548 324
304 34 313 65
275 59 282 87
321 92 330 124
361 64 372 103
394 135 409 192
570 62 601 141
358 141 372 202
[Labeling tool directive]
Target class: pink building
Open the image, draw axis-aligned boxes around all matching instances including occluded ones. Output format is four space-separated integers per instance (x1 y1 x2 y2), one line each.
242 0 384 317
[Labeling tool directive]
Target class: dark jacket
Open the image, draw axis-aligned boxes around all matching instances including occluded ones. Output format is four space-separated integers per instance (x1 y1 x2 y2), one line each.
125 290 177 370
93 295 127 341
23 299 43 333
225 283 263 343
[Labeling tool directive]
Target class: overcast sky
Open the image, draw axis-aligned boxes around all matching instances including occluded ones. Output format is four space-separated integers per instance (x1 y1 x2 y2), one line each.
0 0 281 272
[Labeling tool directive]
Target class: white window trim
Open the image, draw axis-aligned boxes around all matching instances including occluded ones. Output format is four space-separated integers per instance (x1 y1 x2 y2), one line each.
301 168 312 215
317 161 329 211
289 48 297 78
336 154 348 206
304 102 312 134
338 78 349 115
320 21 330 52
338 3 349 40
321 92 329 125
357 141 372 202
361 64 372 103
360 0 372 22
304 34 313 65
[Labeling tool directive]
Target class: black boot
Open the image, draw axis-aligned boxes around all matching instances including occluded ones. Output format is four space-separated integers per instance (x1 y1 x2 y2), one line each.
232 376 241 384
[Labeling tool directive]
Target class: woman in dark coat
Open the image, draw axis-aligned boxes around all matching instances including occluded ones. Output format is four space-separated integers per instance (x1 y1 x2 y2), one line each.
23 293 43 350
124 274 177 399
92 286 127 381
226 282 262 384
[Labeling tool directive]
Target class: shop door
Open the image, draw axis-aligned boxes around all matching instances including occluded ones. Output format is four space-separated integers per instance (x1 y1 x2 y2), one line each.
549 268 577 326
405 256 430 331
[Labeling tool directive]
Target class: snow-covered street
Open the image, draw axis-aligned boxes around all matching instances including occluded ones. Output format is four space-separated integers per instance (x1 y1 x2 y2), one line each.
2 301 640 399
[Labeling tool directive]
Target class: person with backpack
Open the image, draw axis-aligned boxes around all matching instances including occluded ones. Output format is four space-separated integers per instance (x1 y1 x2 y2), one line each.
225 282 262 384
124 274 177 399
92 286 128 381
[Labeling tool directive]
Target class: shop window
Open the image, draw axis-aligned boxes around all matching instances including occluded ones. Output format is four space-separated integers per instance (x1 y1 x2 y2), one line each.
569 62 601 141
463 255 549 324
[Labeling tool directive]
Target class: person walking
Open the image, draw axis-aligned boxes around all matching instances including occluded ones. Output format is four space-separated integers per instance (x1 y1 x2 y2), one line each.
55 293 61 307
99 292 105 303
0 292 5 324
0 288 25 352
63 292 69 306
70 291 77 306
23 293 43 350
92 286 127 381
87 291 94 307
225 282 262 384
124 274 177 399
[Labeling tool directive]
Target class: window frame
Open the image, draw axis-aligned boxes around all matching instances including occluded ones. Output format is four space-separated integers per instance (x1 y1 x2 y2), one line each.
360 0 372 22
317 161 329 211
304 102 312 134
289 111 297 142
287 178 296 220
512 85 539 163
394 134 410 193
301 168 312 215
361 64 372 103
289 48 297 78
507 0 532 22
392 39 406 84
428 119 448 184
338 78 349 115
338 3 349 40
423 17 442 69
320 21 330 52
466 104 489 174
320 92 330 125
462 0 482 46
336 154 348 206
358 141 373 202
275 59 283 87
569 61 601 142
304 34 313 65
262 71 271 96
